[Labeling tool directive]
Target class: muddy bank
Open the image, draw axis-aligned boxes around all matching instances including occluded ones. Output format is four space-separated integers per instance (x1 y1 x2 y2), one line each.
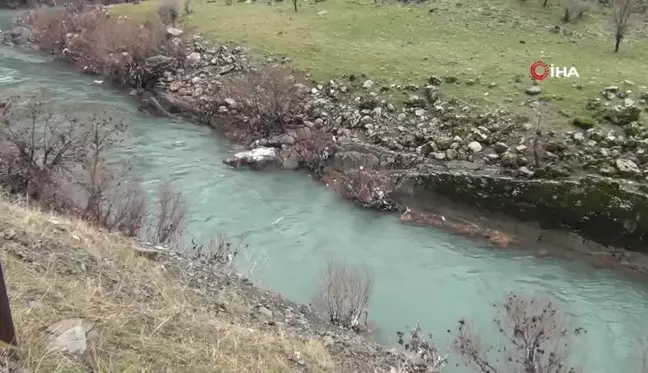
10 6 648 272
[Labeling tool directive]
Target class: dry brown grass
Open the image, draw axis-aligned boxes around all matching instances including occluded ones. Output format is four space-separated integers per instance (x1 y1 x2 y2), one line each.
0 196 334 373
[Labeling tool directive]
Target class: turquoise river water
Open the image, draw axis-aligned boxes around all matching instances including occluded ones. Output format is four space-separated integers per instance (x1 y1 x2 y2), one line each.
1 12 648 373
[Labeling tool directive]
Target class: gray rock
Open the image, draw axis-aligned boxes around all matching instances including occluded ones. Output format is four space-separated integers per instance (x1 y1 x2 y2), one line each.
525 86 542 95
3 26 32 45
446 148 458 160
145 55 175 70
257 306 273 319
467 141 483 153
187 52 201 63
166 27 184 37
397 113 407 121
362 80 374 89
46 319 98 356
494 142 509 154
615 158 641 177
223 147 280 169
223 97 238 109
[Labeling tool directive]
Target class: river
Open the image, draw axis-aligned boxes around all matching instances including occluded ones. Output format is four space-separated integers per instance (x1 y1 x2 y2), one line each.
2 13 648 373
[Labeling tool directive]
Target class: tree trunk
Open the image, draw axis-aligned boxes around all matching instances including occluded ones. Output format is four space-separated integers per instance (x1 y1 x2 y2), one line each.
0 262 17 347
614 34 622 52
293 0 297 11
543 0 548 6
563 7 570 22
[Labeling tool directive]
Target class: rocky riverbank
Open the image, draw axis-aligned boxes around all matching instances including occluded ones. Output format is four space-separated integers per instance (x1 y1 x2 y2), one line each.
0 194 436 373
8 5 648 272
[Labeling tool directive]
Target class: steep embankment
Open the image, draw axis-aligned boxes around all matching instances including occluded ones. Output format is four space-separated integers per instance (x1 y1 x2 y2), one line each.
0 196 418 373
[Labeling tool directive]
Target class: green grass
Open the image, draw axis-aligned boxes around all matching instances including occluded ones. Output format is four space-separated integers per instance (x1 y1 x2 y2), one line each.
118 0 648 127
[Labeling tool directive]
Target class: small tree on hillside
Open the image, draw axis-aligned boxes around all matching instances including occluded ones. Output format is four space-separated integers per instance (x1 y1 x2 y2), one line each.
312 260 374 329
612 0 641 52
158 0 179 27
453 293 579 373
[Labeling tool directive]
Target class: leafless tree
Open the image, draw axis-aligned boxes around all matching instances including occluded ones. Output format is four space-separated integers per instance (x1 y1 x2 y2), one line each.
562 0 595 22
148 181 188 246
453 294 576 373
184 0 193 14
312 260 374 329
612 0 641 52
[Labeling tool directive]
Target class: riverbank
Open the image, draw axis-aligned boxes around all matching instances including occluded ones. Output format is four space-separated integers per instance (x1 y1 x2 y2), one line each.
0 194 424 373
6 5 648 274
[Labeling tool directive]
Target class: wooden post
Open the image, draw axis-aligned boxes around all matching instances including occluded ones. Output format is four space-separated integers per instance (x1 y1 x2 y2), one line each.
0 261 17 346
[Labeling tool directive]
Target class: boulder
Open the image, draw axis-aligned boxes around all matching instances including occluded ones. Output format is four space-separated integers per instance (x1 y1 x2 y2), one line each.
223 147 280 169
615 158 641 177
467 141 483 153
3 26 32 46
166 27 184 37
46 319 99 357
145 55 175 71
525 86 542 95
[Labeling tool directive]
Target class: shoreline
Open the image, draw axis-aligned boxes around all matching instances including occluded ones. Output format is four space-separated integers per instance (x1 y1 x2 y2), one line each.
5 5 648 276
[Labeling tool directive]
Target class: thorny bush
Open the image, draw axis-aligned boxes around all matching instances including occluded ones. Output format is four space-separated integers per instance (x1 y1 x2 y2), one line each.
453 293 578 373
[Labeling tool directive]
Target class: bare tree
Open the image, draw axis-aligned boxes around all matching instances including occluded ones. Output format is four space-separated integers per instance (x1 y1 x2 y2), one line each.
189 234 246 267
612 0 641 52
184 0 193 14
312 260 374 329
158 0 179 27
148 181 188 246
323 169 397 211
563 0 595 22
453 294 576 373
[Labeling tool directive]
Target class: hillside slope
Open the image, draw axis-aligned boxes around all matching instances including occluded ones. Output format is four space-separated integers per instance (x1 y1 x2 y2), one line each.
0 196 415 373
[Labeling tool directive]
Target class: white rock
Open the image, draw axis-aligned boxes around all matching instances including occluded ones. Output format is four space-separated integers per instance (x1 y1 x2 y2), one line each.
187 52 201 63
467 141 483 153
166 27 184 37
362 80 374 89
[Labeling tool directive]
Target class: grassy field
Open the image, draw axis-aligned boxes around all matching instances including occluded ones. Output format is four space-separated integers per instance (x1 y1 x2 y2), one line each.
118 0 648 125
0 196 332 373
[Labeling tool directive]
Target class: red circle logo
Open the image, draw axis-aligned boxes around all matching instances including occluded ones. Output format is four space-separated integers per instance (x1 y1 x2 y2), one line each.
530 61 549 81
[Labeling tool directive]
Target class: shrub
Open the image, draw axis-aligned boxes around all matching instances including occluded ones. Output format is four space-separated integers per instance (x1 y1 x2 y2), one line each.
453 294 577 373
0 95 147 236
214 67 304 139
189 234 246 267
147 181 188 246
312 260 374 329
158 0 179 27
322 169 397 211
396 324 448 371
29 10 172 88
292 127 334 176
563 0 597 22
184 0 193 14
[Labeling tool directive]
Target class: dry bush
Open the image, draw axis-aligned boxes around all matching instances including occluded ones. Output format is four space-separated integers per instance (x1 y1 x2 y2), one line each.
453 294 576 373
322 169 397 211
158 0 179 27
76 112 146 237
563 0 597 22
184 0 193 14
292 127 334 176
189 234 247 267
215 67 304 138
312 260 374 329
612 0 643 52
147 181 188 246
396 324 448 370
29 10 172 88
0 95 150 236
